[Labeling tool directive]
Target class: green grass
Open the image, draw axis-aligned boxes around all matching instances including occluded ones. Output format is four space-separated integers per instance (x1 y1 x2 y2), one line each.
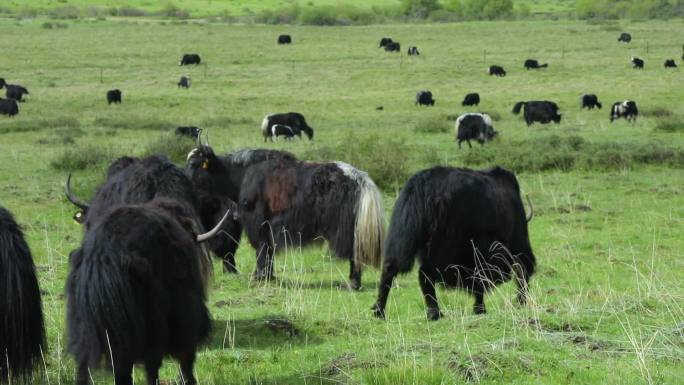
0 17 682 385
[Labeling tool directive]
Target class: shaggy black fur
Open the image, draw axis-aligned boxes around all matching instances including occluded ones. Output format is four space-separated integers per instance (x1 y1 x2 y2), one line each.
107 89 122 104
0 206 45 384
512 100 562 125
67 199 210 385
0 98 18 117
0 79 29 102
461 93 480 107
581 94 602 110
187 146 384 290
372 166 536 320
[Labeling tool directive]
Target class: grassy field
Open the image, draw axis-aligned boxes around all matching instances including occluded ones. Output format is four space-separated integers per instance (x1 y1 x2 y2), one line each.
1 0 575 17
0 16 683 385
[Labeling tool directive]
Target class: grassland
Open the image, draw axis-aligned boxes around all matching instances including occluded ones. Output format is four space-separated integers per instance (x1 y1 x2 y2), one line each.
0 16 683 385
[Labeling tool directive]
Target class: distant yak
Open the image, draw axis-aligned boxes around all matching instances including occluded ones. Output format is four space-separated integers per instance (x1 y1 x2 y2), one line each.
407 46 420 56
0 97 19 117
488 65 506 77
178 75 191 88
610 100 638 123
384 42 401 52
512 100 561 126
631 57 644 69
524 59 548 70
664 59 677 68
0 78 29 102
379 37 393 48
261 112 314 142
455 113 497 149
415 90 435 106
462 93 480 107
618 32 631 43
176 126 202 139
179 53 201 66
107 89 122 104
277 34 292 44
581 94 602 110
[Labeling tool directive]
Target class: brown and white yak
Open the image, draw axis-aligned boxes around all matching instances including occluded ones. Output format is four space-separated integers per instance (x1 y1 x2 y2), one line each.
186 146 385 290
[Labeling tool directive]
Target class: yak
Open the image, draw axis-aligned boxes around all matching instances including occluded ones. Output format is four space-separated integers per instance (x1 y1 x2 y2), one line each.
67 198 231 385
618 32 631 43
271 124 296 140
664 59 677 68
186 146 385 290
65 155 241 273
488 65 506 77
178 75 191 88
415 90 435 106
455 113 497 149
176 126 203 139
0 206 45 384
179 54 201 66
581 94 602 110
631 57 644 69
384 42 400 52
407 46 420 56
512 100 561 126
524 59 548 69
462 93 480 107
610 100 638 123
0 79 29 102
277 34 292 44
107 89 122 104
261 112 314 142
0 98 19 117
379 37 393 48
372 166 535 320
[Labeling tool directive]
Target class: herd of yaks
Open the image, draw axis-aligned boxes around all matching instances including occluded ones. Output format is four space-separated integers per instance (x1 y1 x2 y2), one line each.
0 29 681 385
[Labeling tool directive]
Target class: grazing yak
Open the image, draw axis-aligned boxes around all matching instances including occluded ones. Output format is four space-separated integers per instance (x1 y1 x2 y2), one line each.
664 59 677 68
415 90 435 106
179 54 201 66
407 46 420 56
67 198 231 385
379 37 393 48
65 155 242 274
488 65 506 77
581 94 602 110
178 75 191 88
618 32 632 43
372 166 535 320
186 146 385 290
0 79 29 102
610 100 638 123
524 59 548 69
512 100 561 126
271 124 296 140
107 89 122 104
277 34 292 44
455 113 497 149
261 112 314 142
384 42 401 52
176 126 202 139
0 98 19 117
462 93 480 106
0 206 46 384
631 57 644 69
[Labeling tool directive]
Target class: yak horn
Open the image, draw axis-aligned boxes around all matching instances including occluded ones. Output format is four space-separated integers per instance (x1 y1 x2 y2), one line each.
525 195 534 222
65 174 89 210
197 208 231 243
196 128 203 147
204 129 210 146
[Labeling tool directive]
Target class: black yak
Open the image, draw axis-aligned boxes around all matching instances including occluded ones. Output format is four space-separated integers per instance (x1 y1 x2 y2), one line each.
512 100 561 125
186 146 385 290
178 75 191 88
455 113 497 149
0 78 29 102
581 94 602 110
0 206 45 384
488 65 506 76
384 42 400 52
461 93 480 107
65 155 241 273
407 46 420 56
664 59 677 68
610 100 638 123
524 59 548 69
0 98 19 117
67 198 231 385
378 37 393 48
372 166 535 320
415 91 435 106
631 57 644 69
176 126 203 139
107 89 122 104
179 54 201 66
261 112 314 142
618 32 631 43
277 34 292 44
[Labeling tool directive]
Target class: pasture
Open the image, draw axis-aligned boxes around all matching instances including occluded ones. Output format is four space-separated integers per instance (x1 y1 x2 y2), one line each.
0 16 683 384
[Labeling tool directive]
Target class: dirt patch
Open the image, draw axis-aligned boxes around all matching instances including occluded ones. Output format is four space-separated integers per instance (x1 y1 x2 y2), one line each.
321 353 382 377
556 204 592 214
447 353 488 382
265 317 299 337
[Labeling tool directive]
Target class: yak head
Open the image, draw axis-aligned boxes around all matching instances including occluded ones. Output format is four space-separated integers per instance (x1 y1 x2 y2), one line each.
185 145 240 201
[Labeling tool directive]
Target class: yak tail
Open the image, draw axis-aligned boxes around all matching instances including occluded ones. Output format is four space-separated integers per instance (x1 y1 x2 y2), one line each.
383 179 424 274
0 209 45 384
67 249 144 368
512 101 526 115
336 162 385 268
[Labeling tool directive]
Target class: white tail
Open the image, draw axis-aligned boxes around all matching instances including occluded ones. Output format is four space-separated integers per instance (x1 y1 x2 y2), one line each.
335 162 385 268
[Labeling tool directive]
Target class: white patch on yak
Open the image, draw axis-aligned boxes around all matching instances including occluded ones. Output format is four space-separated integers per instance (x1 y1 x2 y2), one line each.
261 114 274 136
230 149 256 165
186 148 200 161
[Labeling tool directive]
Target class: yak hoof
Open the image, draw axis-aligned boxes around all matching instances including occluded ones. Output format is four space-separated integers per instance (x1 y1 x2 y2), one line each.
473 304 487 315
251 271 274 282
223 263 238 274
345 279 362 291
426 307 442 321
371 303 386 319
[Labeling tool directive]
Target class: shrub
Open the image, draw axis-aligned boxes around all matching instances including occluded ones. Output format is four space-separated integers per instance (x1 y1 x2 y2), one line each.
141 133 196 164
653 117 684 132
50 144 115 171
48 6 80 19
303 133 412 190
641 107 673 118
415 115 450 134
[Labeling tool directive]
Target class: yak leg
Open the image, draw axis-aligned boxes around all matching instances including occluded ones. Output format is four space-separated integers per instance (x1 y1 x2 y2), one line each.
144 356 162 385
513 262 529 306
419 267 442 320
467 140 472 149
348 258 362 291
177 350 198 385
253 235 275 281
372 266 397 319
473 291 486 314
113 359 134 385
75 363 90 385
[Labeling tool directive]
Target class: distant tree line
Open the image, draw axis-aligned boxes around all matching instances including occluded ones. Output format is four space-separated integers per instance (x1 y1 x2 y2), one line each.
576 0 684 19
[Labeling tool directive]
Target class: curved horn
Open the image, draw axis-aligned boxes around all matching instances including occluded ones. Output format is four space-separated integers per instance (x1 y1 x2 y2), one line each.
197 208 231 243
525 195 534 222
204 129 210 146
196 128 202 147
64 174 89 210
